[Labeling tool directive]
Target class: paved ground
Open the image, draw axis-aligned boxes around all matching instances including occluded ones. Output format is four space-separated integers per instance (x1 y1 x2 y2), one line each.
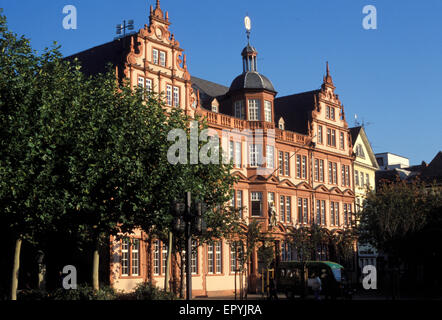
194 291 442 300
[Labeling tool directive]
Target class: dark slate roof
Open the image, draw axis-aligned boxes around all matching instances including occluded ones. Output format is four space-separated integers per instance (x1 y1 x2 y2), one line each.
241 44 257 56
64 36 132 82
274 90 320 134
349 126 362 145
191 76 229 109
229 71 276 93
420 151 442 183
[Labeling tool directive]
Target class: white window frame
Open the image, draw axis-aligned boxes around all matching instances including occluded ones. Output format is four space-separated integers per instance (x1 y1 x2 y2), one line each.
173 86 179 107
266 145 274 168
159 51 166 67
166 85 172 106
121 239 129 276
235 142 242 167
153 49 159 64
248 99 260 121
264 100 272 122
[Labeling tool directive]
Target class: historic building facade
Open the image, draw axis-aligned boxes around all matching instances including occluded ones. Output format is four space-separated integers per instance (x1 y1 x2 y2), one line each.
69 1 356 296
349 126 379 278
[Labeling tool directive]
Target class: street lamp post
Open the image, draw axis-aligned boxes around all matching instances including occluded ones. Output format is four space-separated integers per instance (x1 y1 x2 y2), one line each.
173 192 207 300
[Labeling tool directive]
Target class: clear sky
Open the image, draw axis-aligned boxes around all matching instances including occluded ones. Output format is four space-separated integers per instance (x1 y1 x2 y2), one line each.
2 0 441 165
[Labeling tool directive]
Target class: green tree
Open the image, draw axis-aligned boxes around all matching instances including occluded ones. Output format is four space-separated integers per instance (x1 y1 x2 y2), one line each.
0 12 71 299
357 179 440 258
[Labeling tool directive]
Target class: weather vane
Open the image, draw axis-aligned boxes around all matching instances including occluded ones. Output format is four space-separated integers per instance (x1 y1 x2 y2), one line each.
244 15 251 44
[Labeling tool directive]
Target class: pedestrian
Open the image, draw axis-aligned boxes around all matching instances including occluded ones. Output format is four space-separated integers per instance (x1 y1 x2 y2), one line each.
311 273 322 300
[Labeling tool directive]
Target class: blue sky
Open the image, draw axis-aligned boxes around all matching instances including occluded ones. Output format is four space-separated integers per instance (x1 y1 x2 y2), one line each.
2 0 441 165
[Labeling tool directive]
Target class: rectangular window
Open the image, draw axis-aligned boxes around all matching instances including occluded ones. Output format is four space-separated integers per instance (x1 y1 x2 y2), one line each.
285 196 291 223
328 162 333 184
327 128 331 145
355 170 359 186
229 140 234 163
316 200 321 224
249 144 262 167
153 49 159 64
341 165 345 187
296 155 301 178
230 242 243 273
284 152 290 176
280 196 285 222
333 163 338 184
160 51 166 66
215 241 222 274
331 107 335 120
146 78 152 92
251 192 262 216
237 190 243 219
340 132 345 149
131 239 139 276
248 99 261 121
234 101 245 119
173 86 179 107
326 106 330 119
321 200 326 226
266 145 274 168
278 151 284 175
360 172 365 186
235 142 242 167
264 100 272 122
207 243 214 274
268 192 275 207
331 130 336 146
153 240 160 275
166 85 172 106
161 242 168 275
314 159 319 181
191 240 198 274
297 198 302 224
330 202 335 226
320 160 324 182
346 166 350 186
366 173 370 187
302 156 307 179
303 198 309 224
121 239 129 276
318 125 323 144
138 76 144 88
335 202 340 226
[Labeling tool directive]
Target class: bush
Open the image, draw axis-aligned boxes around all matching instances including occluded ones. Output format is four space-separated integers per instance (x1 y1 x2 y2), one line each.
131 282 176 300
50 284 116 300
17 289 50 301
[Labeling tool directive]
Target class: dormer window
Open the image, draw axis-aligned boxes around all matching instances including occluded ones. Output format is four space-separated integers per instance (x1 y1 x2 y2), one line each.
211 98 219 113
278 117 285 130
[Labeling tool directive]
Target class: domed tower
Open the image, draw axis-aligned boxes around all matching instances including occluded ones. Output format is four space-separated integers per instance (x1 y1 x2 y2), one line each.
229 16 277 124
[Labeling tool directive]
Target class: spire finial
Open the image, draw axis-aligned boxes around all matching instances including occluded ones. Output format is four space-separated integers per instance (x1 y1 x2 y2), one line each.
244 16 251 45
156 0 160 8
326 61 330 77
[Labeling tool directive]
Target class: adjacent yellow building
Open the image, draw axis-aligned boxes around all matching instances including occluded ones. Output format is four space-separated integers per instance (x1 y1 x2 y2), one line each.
349 126 379 276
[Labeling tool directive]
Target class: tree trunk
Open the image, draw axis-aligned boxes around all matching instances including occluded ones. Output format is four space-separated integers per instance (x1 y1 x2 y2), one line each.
92 236 100 291
164 231 172 292
10 238 22 300
180 251 185 298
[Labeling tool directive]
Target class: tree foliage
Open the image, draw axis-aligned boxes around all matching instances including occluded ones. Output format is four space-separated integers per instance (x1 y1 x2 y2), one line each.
358 180 442 257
